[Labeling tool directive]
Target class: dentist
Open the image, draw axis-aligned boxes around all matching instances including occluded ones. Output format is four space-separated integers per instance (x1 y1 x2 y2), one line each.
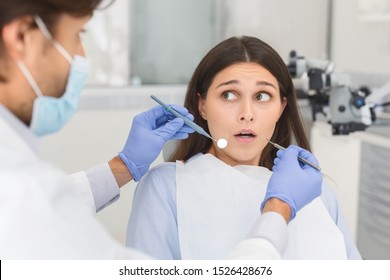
0 0 322 259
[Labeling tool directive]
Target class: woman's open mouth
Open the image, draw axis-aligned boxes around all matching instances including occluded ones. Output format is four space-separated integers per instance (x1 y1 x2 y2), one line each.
234 129 257 143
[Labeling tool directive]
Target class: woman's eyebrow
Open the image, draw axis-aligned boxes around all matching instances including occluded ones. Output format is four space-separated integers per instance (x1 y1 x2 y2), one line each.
257 80 277 89
216 80 239 89
216 79 277 89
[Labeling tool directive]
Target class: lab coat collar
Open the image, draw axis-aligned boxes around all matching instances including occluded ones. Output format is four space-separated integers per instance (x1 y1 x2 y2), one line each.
0 104 41 154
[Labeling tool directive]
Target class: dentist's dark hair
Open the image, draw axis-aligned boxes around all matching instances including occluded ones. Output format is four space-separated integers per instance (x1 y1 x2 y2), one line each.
0 0 113 82
168 35 310 170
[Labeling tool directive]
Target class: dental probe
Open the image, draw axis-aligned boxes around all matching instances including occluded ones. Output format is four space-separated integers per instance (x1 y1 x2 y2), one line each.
266 139 321 171
150 95 228 149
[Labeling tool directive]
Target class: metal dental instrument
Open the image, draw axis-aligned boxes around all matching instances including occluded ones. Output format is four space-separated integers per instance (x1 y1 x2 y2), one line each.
150 95 217 142
266 139 321 171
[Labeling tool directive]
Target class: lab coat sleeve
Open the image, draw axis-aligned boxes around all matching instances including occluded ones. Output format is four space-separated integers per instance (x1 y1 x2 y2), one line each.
320 180 362 259
0 167 154 259
226 212 287 259
70 162 120 213
126 163 181 260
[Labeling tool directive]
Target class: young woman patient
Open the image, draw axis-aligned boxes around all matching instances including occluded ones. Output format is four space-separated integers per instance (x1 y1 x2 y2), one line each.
125 36 361 260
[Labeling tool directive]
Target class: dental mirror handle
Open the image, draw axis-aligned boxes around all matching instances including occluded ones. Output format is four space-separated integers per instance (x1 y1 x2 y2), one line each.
150 95 214 140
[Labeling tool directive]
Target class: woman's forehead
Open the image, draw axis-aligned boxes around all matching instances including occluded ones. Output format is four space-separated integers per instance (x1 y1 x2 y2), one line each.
211 62 278 88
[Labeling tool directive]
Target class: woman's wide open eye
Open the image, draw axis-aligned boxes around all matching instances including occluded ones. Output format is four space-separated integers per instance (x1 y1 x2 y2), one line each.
255 92 271 102
222 90 238 100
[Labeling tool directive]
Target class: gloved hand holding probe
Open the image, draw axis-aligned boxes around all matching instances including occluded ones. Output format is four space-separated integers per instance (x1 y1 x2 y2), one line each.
119 105 195 181
261 145 323 220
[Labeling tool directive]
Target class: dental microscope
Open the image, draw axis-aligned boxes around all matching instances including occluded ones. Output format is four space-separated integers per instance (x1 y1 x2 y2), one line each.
287 50 378 135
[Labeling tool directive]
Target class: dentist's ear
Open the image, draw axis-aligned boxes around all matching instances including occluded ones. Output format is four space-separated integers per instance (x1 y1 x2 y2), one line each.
2 16 35 60
197 93 207 120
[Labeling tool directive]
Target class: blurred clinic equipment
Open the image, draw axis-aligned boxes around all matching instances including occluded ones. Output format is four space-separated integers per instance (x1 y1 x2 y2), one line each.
287 50 390 135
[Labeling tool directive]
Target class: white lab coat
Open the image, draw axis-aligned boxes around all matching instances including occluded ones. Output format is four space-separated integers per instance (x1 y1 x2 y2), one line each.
0 107 285 259
0 112 151 259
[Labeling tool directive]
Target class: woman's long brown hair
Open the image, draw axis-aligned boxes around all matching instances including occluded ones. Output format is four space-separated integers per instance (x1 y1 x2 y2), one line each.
169 36 310 170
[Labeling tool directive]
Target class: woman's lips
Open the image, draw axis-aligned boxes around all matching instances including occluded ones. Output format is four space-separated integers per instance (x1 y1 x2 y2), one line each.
234 129 257 143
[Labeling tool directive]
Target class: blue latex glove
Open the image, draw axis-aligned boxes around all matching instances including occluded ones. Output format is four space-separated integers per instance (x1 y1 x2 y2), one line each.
118 105 194 181
261 145 322 220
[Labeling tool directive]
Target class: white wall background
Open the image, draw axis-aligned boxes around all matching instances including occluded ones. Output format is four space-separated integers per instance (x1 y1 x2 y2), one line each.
130 0 217 84
332 0 390 74
83 0 130 86
219 0 328 60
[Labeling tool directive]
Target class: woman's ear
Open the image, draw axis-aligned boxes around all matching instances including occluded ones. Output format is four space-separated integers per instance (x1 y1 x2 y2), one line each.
2 16 34 60
278 96 287 118
197 93 207 120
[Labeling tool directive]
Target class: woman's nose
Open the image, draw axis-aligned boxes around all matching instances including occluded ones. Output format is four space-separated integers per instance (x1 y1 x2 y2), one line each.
238 102 255 122
240 115 254 121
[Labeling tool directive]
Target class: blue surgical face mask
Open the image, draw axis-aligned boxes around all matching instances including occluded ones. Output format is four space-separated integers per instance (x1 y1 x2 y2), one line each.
17 15 89 136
